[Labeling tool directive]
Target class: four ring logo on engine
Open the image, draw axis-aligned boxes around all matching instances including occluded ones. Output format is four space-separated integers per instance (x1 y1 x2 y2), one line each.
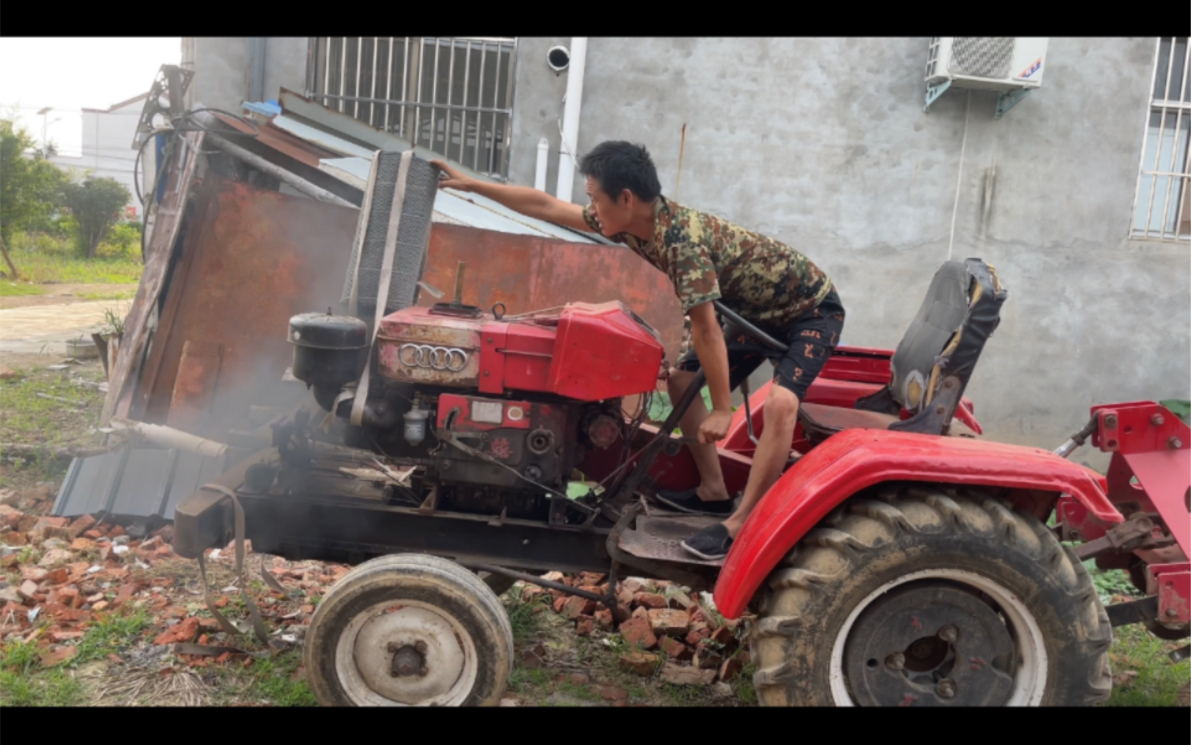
398 343 469 372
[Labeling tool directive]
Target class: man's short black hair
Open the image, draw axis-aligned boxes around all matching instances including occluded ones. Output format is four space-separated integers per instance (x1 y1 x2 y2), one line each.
579 141 662 202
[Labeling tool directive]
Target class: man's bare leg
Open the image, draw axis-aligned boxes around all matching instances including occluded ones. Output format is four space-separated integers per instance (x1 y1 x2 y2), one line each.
721 384 799 536
666 369 730 502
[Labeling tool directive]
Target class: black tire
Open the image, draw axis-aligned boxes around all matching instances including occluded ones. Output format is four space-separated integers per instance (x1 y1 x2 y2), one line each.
750 485 1113 706
304 553 514 706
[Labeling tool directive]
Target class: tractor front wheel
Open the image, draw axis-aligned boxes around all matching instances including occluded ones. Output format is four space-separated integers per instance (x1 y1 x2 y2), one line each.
750 485 1113 706
304 553 514 706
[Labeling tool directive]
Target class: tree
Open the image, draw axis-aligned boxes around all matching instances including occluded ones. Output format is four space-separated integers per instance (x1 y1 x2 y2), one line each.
62 177 132 259
0 118 69 246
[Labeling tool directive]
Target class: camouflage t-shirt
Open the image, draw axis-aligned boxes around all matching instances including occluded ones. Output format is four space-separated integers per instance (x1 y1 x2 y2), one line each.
583 196 832 329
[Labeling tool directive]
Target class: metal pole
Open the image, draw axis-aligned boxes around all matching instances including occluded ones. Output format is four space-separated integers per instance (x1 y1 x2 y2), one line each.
413 38 426 146
354 37 363 119
1157 40 1190 238
400 38 410 138
429 38 442 151
370 37 379 127
1130 38 1163 238
384 37 394 132
446 38 456 157
1143 38 1178 238
474 41 487 171
500 40 517 179
460 40 472 162
487 45 504 175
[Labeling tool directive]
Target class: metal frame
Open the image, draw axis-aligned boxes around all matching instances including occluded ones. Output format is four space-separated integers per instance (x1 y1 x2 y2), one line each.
1130 37 1191 242
307 37 518 179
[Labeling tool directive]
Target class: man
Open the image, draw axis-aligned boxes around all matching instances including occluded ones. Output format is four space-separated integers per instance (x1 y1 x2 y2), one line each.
431 141 844 560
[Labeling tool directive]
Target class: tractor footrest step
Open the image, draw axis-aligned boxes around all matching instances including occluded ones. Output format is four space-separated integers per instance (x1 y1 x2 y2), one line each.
618 514 725 567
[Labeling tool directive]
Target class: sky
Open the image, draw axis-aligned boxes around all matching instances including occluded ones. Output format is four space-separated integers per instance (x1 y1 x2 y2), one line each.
0 38 181 156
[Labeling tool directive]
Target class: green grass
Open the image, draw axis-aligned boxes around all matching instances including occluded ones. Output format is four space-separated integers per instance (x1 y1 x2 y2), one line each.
1104 624 1189 706
80 288 137 301
0 640 85 706
233 649 316 706
0 280 47 297
6 232 143 285
0 368 105 445
503 589 548 648
71 609 152 665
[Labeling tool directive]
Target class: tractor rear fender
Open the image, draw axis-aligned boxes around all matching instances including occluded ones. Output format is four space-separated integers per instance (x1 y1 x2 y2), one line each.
711 427 1122 619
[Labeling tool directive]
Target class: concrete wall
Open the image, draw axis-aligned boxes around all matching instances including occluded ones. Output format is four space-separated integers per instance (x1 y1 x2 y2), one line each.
187 37 308 111
506 37 1190 462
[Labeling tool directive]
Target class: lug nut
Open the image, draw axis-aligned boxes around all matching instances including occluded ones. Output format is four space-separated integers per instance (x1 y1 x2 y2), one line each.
1167 608 1179 619
886 652 905 670
938 624 959 643
1169 436 1183 449
1104 415 1118 429
415 641 428 654
386 642 399 653
936 679 956 698
1152 414 1165 426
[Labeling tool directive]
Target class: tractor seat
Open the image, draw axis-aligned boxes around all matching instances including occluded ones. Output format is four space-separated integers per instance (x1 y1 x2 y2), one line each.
798 258 1006 444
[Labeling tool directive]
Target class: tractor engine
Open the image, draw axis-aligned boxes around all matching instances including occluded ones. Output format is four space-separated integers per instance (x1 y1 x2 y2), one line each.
287 299 665 520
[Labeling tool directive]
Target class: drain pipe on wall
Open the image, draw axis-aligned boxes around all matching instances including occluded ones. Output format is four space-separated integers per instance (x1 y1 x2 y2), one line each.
249 37 266 102
554 38 587 203
535 137 549 192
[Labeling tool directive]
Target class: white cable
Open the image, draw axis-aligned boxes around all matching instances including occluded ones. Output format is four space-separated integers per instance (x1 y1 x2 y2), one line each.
947 90 972 261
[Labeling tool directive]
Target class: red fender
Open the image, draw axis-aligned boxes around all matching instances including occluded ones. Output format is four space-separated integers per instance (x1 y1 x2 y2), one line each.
711 427 1121 619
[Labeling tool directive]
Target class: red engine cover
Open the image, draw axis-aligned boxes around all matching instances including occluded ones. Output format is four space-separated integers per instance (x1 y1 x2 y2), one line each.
380 301 664 402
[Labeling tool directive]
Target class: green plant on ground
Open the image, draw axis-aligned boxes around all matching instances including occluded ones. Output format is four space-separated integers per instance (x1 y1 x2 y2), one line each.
0 640 84 706
6 231 143 284
1103 624 1189 706
62 177 133 259
0 368 105 444
0 119 69 246
71 609 152 665
503 588 548 648
234 649 316 706
100 304 127 337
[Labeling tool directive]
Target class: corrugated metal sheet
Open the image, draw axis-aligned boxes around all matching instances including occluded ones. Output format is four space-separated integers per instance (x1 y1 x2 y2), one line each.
52 446 228 521
317 156 600 243
270 115 375 160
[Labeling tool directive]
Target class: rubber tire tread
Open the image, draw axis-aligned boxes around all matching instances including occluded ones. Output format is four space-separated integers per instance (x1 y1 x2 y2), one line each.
304 553 514 706
750 485 1113 706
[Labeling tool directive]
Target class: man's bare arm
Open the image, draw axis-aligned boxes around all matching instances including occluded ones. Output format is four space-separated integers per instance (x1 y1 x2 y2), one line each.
688 302 733 444
431 160 589 233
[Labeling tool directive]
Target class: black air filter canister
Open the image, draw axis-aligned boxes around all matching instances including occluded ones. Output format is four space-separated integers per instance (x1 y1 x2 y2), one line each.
342 151 439 317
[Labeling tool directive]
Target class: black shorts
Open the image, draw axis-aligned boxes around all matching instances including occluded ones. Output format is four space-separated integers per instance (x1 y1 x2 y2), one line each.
676 288 846 402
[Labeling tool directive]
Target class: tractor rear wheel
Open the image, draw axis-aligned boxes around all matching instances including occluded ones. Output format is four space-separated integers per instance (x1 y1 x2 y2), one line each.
750 485 1113 706
304 553 514 706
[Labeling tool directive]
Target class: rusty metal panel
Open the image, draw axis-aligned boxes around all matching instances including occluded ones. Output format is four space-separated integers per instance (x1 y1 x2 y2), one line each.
419 224 685 364
137 174 361 437
103 130 205 426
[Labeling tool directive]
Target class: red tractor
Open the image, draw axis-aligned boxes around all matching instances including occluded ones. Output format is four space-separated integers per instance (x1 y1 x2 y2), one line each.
173 257 1189 707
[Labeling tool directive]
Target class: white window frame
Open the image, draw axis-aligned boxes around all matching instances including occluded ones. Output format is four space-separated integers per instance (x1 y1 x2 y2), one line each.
1130 37 1190 242
306 37 518 180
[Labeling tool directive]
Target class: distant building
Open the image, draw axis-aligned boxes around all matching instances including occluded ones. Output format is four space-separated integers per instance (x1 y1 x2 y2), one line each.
51 92 155 220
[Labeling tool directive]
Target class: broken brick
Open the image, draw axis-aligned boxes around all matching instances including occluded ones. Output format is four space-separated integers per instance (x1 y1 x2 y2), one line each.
214 596 231 609
37 549 73 568
552 595 567 613
718 657 743 682
618 616 657 649
112 582 139 607
648 608 690 636
631 605 649 620
70 538 96 551
562 596 596 620
660 662 715 686
615 585 635 606
154 544 174 558
67 514 97 538
39 646 78 667
50 630 85 642
83 530 104 540
658 636 692 660
542 571 565 583
594 608 614 631
19 566 48 583
577 584 602 596
18 580 38 601
695 647 724 670
555 672 590 685
56 587 81 608
300 604 315 614
711 626 735 645
632 592 667 610
46 568 69 585
621 578 649 594
576 616 595 637
578 572 606 586
140 536 163 552
92 601 109 612
598 684 629 701
686 630 706 647
666 590 694 610
619 651 660 676
215 652 233 665
154 616 200 645
110 526 125 537
2 531 28 546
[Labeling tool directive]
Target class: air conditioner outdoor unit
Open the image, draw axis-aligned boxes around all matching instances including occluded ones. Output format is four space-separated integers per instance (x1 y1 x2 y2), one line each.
924 37 1049 118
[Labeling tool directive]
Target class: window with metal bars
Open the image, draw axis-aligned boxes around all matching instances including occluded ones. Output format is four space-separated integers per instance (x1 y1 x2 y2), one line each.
1132 37 1190 241
307 37 517 179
